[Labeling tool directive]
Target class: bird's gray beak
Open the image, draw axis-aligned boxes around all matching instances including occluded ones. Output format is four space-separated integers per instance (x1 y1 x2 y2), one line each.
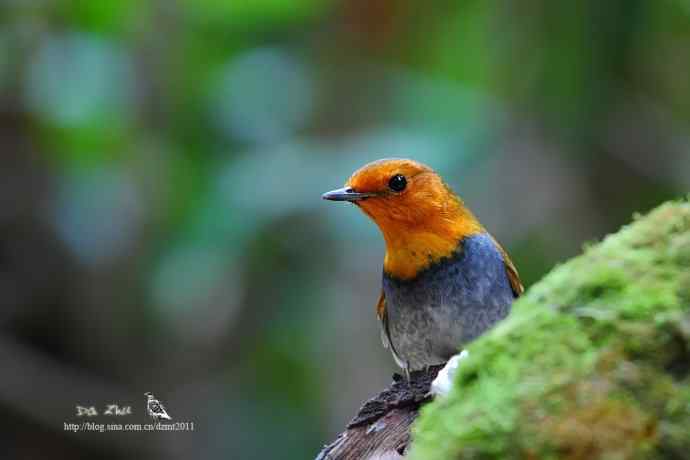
322 187 375 202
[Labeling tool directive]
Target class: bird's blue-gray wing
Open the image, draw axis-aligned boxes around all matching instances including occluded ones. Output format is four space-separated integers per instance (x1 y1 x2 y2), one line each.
490 235 524 297
377 290 405 368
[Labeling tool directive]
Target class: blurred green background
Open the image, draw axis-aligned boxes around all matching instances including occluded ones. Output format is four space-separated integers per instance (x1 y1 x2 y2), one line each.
0 0 688 459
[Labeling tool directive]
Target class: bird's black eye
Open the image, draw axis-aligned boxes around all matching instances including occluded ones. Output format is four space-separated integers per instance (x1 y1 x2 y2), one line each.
388 174 407 192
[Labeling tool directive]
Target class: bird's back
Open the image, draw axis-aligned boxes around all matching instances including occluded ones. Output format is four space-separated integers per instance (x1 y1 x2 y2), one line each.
382 232 515 370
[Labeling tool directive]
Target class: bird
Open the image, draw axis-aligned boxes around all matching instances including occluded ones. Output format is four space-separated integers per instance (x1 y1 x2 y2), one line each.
322 158 523 377
144 392 172 423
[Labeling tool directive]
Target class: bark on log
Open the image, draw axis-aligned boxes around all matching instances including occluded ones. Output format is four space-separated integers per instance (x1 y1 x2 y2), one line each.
316 366 443 460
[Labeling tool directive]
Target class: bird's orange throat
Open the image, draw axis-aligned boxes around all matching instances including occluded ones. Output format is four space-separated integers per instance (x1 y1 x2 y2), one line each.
360 203 483 280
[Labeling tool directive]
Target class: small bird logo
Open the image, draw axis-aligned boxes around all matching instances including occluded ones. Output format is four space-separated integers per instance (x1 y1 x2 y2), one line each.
144 392 171 423
323 159 523 378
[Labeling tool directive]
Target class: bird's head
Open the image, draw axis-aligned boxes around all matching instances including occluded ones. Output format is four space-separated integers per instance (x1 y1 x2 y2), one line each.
144 392 153 398
323 158 483 279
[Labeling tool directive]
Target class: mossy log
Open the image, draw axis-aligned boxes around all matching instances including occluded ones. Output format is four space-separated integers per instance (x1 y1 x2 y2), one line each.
318 200 690 460
411 200 690 459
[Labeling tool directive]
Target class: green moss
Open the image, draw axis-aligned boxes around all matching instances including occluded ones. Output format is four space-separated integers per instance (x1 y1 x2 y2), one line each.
409 201 690 460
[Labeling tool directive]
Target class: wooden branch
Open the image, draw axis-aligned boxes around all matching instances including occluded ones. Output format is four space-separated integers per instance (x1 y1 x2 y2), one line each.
316 365 443 460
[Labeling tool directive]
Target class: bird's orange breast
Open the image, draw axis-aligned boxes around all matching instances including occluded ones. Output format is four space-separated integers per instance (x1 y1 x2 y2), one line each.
381 220 482 280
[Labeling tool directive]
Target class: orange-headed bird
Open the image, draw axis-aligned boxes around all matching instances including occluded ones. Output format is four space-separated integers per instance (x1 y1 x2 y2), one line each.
323 159 523 375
